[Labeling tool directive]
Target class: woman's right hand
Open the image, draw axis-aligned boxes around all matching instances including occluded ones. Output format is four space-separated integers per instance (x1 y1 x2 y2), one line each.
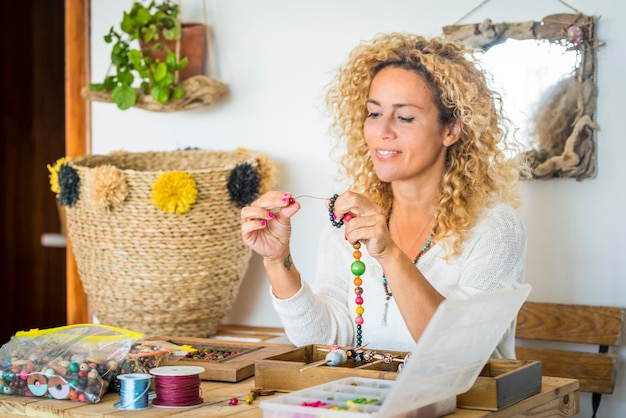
240 191 301 261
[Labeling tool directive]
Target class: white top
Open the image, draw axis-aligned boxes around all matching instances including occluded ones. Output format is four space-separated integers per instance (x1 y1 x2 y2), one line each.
271 203 527 359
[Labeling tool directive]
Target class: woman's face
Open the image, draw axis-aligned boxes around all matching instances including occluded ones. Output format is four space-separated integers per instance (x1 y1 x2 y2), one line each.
363 66 459 185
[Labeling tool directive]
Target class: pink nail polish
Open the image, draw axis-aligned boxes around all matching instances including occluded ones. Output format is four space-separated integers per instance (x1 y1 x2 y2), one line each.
281 198 287 203
268 211 274 218
260 221 267 227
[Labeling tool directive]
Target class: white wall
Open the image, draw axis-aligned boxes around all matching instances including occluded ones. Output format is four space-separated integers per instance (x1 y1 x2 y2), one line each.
90 1 626 416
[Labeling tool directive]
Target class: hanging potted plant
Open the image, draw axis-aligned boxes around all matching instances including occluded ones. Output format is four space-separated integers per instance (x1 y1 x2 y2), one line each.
86 0 227 112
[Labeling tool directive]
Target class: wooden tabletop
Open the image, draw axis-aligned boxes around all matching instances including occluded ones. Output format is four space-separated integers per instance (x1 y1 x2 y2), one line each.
0 375 578 417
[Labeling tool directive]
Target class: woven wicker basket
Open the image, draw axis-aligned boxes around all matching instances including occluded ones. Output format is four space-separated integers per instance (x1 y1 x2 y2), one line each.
62 149 274 337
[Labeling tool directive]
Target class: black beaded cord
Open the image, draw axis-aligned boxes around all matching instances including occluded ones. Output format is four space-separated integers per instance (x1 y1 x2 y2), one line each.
328 194 344 227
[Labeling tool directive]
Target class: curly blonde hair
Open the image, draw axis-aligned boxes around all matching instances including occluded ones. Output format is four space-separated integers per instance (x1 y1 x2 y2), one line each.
325 32 526 257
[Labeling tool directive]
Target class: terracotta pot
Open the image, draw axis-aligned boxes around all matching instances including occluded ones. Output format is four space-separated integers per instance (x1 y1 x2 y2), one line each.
140 22 207 82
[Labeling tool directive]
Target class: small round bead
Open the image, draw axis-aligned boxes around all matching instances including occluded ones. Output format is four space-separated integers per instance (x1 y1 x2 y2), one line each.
229 397 239 405
352 250 362 259
354 286 363 295
353 277 362 286
355 316 364 325
353 241 361 249
355 306 364 315
355 296 363 304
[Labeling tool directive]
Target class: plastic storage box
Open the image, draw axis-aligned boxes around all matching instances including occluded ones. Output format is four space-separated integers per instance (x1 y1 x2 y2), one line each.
260 282 531 417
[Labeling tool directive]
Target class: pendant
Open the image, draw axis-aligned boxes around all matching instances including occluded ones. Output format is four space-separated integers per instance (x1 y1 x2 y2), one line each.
381 301 388 326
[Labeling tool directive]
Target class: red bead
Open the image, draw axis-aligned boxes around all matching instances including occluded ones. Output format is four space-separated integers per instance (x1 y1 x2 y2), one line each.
230 397 239 405
355 316 364 325
343 213 354 223
355 296 363 304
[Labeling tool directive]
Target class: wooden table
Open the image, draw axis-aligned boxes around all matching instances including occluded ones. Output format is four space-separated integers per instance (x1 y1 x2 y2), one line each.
0 375 578 417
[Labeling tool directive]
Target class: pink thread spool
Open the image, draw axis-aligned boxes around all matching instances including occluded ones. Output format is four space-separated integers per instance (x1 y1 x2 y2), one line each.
149 366 204 408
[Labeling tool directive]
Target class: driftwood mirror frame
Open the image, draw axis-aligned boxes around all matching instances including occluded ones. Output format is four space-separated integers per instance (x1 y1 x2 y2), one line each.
443 13 600 181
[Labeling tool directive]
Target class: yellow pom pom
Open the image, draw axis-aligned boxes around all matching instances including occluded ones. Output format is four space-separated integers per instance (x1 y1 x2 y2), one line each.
47 157 70 196
151 171 198 214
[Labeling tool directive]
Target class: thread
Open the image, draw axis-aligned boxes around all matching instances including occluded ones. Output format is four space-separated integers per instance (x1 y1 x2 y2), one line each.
114 373 152 410
150 366 204 408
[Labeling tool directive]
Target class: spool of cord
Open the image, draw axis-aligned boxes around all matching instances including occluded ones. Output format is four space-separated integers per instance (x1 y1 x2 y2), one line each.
149 366 205 408
114 373 153 410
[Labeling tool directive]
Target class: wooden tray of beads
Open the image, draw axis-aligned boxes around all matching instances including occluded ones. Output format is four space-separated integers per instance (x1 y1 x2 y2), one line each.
254 344 405 391
149 336 295 382
255 345 542 411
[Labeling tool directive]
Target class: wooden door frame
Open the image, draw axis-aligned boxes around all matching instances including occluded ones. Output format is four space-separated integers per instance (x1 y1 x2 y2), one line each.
65 0 91 324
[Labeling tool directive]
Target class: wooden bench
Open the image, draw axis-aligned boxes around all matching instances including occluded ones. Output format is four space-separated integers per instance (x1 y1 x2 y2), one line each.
515 301 625 417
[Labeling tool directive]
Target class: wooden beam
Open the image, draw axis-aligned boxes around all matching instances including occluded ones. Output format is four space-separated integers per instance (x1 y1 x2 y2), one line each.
65 0 91 324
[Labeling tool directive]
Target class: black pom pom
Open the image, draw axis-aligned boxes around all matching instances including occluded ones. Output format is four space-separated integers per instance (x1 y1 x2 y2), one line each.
58 164 80 207
227 163 261 208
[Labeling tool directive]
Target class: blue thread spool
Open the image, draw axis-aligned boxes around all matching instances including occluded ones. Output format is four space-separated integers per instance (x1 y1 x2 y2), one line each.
114 373 153 410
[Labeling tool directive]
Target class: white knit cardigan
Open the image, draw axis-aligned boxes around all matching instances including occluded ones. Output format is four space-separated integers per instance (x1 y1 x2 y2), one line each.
271 203 527 359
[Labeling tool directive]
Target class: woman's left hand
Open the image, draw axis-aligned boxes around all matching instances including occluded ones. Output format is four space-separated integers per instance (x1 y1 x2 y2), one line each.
329 191 394 259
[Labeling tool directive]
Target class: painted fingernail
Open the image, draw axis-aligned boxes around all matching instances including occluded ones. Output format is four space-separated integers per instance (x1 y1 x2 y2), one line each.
260 221 267 227
268 211 274 218
344 213 353 222
333 214 337 220
281 197 287 203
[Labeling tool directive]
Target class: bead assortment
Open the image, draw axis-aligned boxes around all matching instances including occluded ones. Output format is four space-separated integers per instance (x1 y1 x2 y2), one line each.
184 348 242 361
0 355 118 403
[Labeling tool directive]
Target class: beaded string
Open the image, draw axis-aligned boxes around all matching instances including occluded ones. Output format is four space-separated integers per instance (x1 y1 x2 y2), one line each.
328 193 365 347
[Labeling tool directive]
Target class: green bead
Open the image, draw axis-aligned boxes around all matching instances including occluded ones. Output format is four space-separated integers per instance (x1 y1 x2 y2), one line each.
351 260 366 276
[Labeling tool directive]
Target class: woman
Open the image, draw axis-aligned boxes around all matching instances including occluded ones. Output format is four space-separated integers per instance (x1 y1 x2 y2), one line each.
240 33 527 358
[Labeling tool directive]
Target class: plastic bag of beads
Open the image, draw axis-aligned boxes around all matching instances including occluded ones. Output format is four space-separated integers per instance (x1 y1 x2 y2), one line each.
0 324 142 403
112 340 192 391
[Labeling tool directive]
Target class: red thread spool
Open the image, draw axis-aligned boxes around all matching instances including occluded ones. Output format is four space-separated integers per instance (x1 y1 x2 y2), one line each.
149 366 204 408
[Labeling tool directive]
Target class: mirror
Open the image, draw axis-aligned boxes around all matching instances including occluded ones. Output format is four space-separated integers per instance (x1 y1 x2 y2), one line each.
443 13 600 180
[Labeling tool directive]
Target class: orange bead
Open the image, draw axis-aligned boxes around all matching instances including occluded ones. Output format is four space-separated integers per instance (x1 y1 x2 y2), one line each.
353 277 362 286
353 250 362 259
353 242 361 250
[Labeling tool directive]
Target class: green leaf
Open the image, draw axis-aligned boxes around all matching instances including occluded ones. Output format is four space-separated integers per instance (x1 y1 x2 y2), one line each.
138 67 150 79
151 86 170 104
103 76 117 91
143 24 157 42
89 83 104 92
140 81 150 92
111 85 137 110
173 87 184 99
162 28 177 41
153 62 167 82
178 57 188 71
117 70 134 86
135 7 152 28
120 12 133 35
129 49 143 68
165 52 177 70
